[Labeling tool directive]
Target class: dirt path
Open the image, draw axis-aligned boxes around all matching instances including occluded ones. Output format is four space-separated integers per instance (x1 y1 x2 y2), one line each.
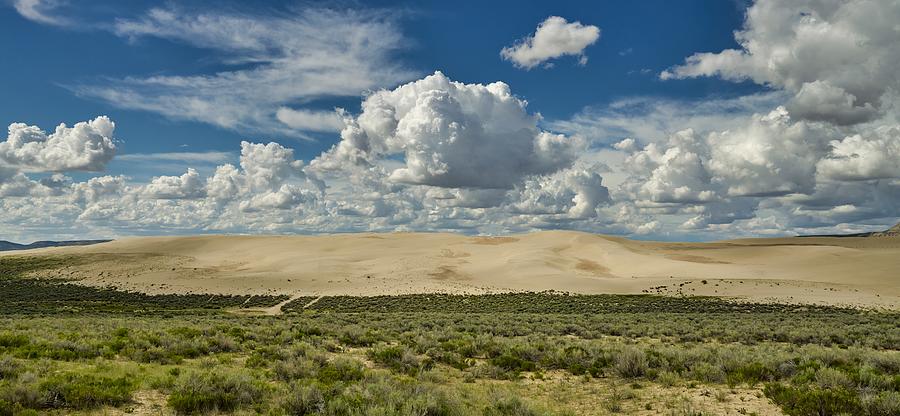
302 295 324 309
230 293 319 316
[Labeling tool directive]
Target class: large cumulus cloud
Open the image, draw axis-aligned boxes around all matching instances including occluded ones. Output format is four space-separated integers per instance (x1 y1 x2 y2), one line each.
511 163 610 219
205 141 322 213
0 116 116 172
619 107 833 203
662 0 900 126
817 126 900 181
143 168 206 199
312 71 585 189
706 107 831 197
0 97 609 241
612 104 900 233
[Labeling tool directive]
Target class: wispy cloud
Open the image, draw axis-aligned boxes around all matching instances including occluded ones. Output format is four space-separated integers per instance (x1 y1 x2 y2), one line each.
275 108 344 133
547 91 789 145
70 7 417 139
12 0 68 26
116 151 234 164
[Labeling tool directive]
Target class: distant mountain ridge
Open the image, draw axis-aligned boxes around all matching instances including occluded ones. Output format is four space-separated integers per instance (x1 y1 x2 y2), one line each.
871 222 900 237
799 221 900 238
0 240 111 252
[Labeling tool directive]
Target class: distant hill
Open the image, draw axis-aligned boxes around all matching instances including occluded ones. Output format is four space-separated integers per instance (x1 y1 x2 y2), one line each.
871 222 900 237
0 240 111 252
799 221 900 238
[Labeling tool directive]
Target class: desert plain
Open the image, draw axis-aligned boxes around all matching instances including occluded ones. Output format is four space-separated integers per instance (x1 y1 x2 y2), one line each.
2 231 899 416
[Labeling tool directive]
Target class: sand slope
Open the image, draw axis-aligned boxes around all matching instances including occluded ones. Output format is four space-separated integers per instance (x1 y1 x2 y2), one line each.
6 231 899 308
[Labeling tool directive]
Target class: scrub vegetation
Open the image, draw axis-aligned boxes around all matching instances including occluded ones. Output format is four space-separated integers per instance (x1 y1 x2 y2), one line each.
1 255 898 415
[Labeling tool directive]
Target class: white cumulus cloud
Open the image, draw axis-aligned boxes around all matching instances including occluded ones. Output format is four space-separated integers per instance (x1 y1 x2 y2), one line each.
512 163 610 219
143 168 207 199
501 16 600 69
0 116 116 173
661 0 900 125
312 71 585 189
817 126 900 181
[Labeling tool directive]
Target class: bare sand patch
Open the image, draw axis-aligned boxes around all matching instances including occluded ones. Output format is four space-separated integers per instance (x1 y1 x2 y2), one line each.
575 258 610 275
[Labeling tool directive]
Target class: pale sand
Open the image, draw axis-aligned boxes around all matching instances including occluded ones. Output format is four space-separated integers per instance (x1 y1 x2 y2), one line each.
5 231 899 309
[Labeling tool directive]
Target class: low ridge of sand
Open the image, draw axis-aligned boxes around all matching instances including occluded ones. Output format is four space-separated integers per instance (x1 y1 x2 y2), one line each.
5 231 899 309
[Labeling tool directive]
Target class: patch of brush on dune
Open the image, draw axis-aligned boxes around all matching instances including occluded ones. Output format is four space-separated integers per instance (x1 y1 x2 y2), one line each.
0 255 90 279
0 255 288 314
281 292 859 315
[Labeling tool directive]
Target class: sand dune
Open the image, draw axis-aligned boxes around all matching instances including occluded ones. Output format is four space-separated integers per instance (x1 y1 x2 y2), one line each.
6 231 899 309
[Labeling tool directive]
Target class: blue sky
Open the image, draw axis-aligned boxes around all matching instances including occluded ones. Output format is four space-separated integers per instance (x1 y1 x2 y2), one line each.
2 0 899 242
1 0 755 166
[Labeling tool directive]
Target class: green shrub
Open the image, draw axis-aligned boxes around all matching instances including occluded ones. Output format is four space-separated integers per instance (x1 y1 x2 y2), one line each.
689 362 725 383
489 345 539 376
0 372 41 410
862 390 900 416
483 390 543 416
866 352 900 374
167 370 266 414
614 347 648 378
0 357 20 380
425 348 469 370
316 357 365 384
543 344 607 377
725 362 774 386
469 363 507 380
338 326 379 347
656 370 681 387
763 383 862 416
814 367 854 390
368 345 432 377
38 372 136 409
275 357 322 381
281 382 326 415
0 399 38 416
319 374 464 416
0 334 27 349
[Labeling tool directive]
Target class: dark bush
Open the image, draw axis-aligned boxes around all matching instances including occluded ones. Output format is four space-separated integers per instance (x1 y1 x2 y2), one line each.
368 345 432 377
316 358 365 384
0 334 27 349
726 362 775 386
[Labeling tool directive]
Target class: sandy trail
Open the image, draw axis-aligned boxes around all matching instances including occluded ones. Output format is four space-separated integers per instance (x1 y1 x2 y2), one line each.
5 231 899 309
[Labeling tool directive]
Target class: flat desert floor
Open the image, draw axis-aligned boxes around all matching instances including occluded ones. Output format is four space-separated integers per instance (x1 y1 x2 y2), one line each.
6 231 899 309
